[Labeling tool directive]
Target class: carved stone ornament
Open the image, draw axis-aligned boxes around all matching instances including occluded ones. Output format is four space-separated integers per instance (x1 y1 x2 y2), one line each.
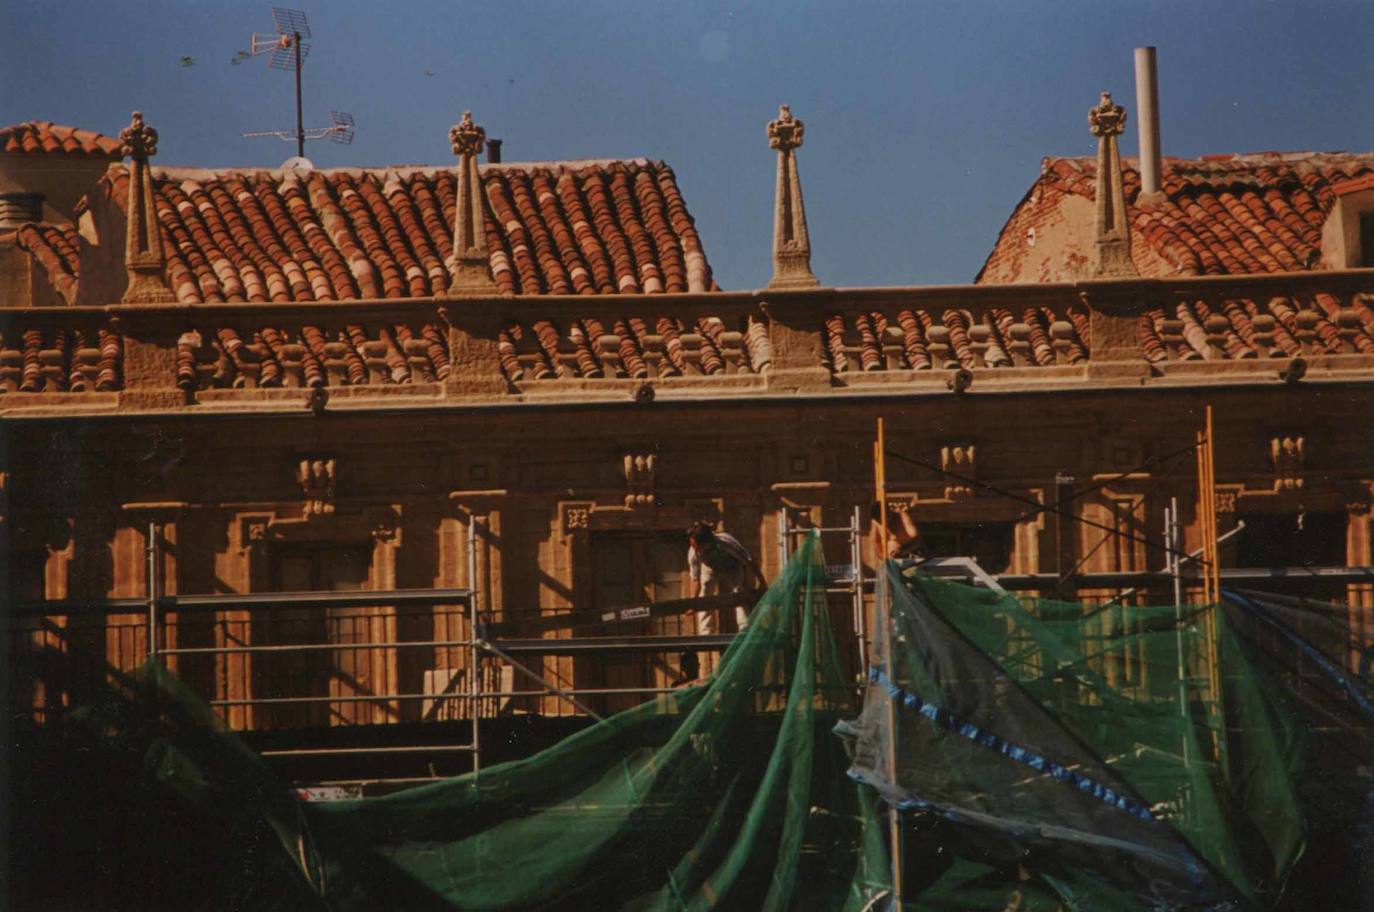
448 110 486 157
1088 92 1137 279
242 517 271 551
1214 490 1238 515
766 104 818 289
940 444 976 501
623 452 657 508
119 111 174 303
1088 92 1127 137
368 506 401 543
119 110 159 159
562 502 594 534
297 457 337 516
766 105 804 152
1271 436 1305 491
447 110 496 293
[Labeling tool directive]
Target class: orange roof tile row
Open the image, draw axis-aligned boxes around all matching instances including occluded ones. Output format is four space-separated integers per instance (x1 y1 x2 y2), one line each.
31 160 716 304
1140 293 1374 362
14 223 82 304
824 306 1090 372
176 322 452 390
497 314 772 381
0 121 123 159
0 325 122 393
980 152 1374 280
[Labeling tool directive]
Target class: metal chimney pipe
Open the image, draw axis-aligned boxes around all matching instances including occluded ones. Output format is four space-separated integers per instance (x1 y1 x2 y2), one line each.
1134 47 1162 197
486 139 502 164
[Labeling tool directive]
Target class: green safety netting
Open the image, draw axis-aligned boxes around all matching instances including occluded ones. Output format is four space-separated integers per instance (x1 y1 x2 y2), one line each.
121 532 896 910
841 565 1374 911
32 543 1374 910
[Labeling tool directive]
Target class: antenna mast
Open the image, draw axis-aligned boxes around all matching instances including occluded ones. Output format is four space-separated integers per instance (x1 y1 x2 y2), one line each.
240 8 329 159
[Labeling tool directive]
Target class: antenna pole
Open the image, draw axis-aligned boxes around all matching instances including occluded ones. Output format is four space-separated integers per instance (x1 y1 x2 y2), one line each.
293 32 304 159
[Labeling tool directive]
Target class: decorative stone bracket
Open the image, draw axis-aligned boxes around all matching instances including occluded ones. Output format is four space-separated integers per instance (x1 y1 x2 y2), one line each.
297 457 338 516
1271 436 1305 491
623 451 657 508
940 443 976 500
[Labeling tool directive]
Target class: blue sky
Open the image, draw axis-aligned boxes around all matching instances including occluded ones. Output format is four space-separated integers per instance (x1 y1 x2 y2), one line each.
4 1 1372 288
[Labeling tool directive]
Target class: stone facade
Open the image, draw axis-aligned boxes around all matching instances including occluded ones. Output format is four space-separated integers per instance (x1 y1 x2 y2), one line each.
4 112 1374 741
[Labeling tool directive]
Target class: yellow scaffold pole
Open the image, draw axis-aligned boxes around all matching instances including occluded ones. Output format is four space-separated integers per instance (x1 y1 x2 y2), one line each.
1195 405 1224 762
875 417 904 904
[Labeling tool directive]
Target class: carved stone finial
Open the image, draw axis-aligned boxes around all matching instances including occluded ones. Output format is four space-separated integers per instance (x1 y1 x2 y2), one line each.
1088 92 1138 279
119 111 159 160
1088 92 1127 138
449 111 486 157
446 110 496 294
767 105 804 152
120 110 174 303
766 104 819 290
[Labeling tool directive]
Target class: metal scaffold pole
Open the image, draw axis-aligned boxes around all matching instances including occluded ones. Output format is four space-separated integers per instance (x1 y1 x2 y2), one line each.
467 514 483 775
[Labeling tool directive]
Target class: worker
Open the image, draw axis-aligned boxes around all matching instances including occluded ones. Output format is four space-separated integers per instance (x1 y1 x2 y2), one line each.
687 521 764 636
869 500 923 561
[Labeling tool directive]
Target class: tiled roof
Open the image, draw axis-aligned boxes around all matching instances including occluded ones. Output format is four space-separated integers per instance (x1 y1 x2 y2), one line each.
0 121 123 159
979 151 1374 281
977 151 1374 362
14 223 83 304
33 160 716 303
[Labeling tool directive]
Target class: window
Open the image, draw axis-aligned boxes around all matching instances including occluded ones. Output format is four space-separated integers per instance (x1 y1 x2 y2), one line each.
1235 511 1347 601
919 522 1015 575
587 532 690 714
256 543 374 729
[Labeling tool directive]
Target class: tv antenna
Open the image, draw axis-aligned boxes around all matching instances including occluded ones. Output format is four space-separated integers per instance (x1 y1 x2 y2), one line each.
243 110 355 146
238 7 318 158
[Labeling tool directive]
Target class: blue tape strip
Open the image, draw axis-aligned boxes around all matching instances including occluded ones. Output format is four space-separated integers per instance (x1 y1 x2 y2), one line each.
869 666 1156 822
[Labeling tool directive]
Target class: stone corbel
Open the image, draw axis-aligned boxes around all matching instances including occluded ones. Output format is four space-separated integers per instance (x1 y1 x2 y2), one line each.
297 457 338 516
1271 436 1305 491
940 444 976 500
623 451 657 509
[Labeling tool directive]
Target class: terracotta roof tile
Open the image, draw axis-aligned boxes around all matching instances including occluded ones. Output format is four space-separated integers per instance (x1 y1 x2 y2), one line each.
14 223 82 305
26 160 716 306
981 151 1374 283
978 151 1374 363
0 121 123 159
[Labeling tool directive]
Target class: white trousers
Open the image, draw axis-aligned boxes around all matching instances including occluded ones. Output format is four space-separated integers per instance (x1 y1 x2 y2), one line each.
694 568 749 634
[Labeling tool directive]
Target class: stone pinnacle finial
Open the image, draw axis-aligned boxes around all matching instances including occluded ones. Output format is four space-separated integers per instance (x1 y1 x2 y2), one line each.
766 104 818 290
449 111 486 158
1088 92 1138 279
447 110 497 295
767 105 804 152
1088 92 1127 138
120 110 174 303
119 111 159 160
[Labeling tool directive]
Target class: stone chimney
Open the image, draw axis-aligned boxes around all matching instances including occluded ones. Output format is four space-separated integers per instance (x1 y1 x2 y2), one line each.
119 111 174 303
766 105 818 289
486 139 502 164
447 111 497 294
1133 47 1163 202
1088 93 1138 278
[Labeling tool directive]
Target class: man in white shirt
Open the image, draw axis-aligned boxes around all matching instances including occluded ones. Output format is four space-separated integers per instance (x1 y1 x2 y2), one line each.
687 521 764 635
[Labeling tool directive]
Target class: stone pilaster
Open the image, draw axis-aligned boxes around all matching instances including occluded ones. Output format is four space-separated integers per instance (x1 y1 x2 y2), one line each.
447 111 497 294
119 112 175 304
1088 93 1138 279
766 105 819 289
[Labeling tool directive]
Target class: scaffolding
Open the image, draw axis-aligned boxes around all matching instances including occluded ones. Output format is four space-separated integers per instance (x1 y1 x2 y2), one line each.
11 500 1374 795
